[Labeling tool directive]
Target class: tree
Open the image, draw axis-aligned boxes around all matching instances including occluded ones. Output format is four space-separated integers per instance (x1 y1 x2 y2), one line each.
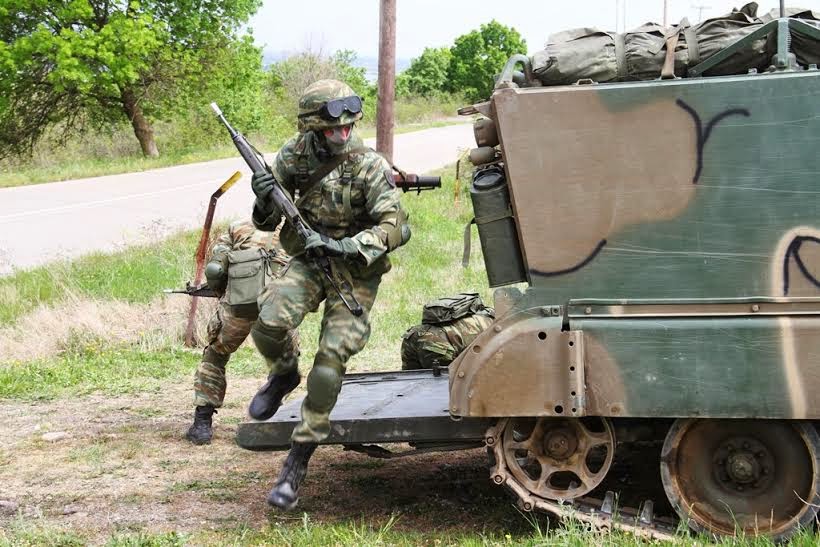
267 49 375 122
0 0 261 158
400 47 452 96
447 20 526 102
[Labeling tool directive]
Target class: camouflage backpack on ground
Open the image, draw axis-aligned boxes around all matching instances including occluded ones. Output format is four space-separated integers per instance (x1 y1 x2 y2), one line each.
401 293 495 370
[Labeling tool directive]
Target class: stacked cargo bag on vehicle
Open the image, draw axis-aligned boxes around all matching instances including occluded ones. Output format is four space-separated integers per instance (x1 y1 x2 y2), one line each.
401 293 495 370
531 2 769 85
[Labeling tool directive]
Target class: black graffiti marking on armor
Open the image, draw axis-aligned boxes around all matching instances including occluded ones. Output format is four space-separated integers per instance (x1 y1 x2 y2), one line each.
676 99 751 184
530 239 607 277
783 235 820 296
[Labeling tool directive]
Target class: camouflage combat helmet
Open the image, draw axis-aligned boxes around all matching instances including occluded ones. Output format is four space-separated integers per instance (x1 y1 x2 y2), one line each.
297 79 363 133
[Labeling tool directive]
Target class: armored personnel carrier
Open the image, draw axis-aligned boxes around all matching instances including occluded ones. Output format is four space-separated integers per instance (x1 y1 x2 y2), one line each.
239 8 820 541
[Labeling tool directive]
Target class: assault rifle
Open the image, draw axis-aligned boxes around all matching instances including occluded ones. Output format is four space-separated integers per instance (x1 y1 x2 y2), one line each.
164 282 218 298
210 102 364 316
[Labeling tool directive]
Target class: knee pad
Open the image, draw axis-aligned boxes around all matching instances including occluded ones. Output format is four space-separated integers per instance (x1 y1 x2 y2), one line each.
305 360 344 412
251 323 291 360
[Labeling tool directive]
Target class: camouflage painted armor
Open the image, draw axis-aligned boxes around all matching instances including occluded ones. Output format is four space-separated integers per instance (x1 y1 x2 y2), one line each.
252 84 408 442
193 220 293 408
401 295 495 370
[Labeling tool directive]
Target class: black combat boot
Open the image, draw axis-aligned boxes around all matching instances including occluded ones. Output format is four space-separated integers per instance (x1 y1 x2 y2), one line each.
186 405 216 445
267 442 317 510
248 369 301 421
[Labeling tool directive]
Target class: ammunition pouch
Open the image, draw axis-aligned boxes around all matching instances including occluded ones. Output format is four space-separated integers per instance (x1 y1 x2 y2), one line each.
225 248 271 316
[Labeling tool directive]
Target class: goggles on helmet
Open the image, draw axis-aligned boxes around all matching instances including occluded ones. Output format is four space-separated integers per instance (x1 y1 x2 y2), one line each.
300 95 363 121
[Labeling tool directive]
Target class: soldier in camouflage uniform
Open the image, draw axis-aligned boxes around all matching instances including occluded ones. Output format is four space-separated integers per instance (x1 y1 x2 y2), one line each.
186 219 293 445
248 79 410 510
401 294 495 370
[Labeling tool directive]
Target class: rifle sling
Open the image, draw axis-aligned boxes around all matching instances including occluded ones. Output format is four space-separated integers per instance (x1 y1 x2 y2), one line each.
299 146 370 196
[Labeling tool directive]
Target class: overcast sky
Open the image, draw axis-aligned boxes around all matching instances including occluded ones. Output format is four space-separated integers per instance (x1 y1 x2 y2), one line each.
249 1 820 59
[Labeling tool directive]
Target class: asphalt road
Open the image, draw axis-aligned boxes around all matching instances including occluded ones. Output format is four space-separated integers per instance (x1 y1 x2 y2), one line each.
0 123 474 276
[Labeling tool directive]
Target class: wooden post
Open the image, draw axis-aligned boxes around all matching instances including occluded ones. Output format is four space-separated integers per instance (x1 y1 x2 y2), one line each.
377 0 396 162
663 0 668 27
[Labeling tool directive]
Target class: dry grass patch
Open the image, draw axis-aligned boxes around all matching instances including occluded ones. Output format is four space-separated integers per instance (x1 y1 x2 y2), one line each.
0 295 215 365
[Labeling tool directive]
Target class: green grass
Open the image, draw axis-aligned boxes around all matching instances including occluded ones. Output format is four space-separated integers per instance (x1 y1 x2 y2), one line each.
2 514 819 546
0 347 201 400
0 229 200 326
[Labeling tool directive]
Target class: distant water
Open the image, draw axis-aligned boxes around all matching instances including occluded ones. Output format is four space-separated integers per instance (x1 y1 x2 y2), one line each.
263 50 410 82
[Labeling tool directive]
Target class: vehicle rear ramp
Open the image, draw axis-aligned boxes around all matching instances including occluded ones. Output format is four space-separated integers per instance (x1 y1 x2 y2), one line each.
236 369 493 452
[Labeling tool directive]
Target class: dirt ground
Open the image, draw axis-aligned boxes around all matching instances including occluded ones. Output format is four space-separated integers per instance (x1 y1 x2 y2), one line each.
0 379 528 543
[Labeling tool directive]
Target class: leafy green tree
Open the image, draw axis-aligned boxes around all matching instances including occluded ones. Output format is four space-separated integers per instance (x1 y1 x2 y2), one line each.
400 47 452 96
331 50 369 96
267 49 376 123
0 0 261 158
447 20 526 102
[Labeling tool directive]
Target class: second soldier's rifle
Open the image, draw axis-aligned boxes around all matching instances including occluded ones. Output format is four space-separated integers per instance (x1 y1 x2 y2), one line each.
211 102 365 316
388 167 442 195
165 282 218 298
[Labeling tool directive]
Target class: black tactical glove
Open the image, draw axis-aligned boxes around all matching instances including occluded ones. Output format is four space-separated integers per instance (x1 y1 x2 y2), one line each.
304 231 359 260
251 171 281 223
251 171 275 200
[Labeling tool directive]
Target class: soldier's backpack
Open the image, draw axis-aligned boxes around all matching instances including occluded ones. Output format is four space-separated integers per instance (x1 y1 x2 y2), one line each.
401 293 495 371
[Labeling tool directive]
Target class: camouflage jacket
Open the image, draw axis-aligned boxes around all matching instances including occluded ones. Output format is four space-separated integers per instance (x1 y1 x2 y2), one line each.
211 219 289 271
253 131 405 272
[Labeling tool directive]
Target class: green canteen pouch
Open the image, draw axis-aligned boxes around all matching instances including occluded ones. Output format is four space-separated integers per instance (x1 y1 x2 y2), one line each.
225 248 269 307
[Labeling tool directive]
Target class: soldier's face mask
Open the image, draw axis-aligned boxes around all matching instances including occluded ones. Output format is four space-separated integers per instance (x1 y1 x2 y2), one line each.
323 124 353 145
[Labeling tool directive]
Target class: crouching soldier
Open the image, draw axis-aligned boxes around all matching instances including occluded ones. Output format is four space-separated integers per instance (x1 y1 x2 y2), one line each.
401 293 494 370
186 219 298 445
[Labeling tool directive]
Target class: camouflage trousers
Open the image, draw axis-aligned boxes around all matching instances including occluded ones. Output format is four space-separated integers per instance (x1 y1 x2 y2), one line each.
192 303 255 408
256 255 381 443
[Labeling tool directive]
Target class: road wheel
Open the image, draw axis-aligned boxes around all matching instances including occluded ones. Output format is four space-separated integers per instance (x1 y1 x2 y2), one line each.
660 419 820 541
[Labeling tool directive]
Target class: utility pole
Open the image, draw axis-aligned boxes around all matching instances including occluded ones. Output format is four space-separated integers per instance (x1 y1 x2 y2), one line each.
622 0 627 32
615 0 627 32
692 4 711 23
377 0 396 163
